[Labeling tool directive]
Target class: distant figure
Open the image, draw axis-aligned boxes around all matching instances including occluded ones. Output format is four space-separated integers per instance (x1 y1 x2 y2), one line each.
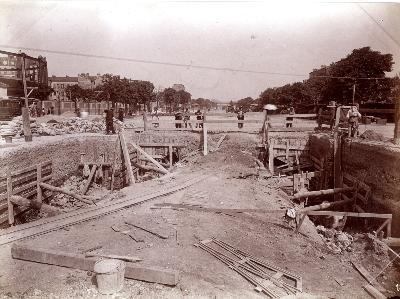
50 106 54 115
47 108 51 115
183 108 191 129
29 103 37 118
289 106 295 115
118 108 124 122
75 107 81 118
174 110 183 128
105 109 115 134
195 109 203 128
346 105 361 137
42 107 45 116
237 107 244 129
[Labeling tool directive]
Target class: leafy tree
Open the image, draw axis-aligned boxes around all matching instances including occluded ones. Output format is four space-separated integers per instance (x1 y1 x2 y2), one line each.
65 84 88 104
322 47 393 104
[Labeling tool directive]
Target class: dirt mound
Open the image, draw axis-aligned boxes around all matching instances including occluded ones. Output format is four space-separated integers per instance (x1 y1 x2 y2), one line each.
195 133 258 177
360 130 386 141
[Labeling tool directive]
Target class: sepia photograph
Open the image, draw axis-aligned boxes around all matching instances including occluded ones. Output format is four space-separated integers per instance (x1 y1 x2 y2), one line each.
0 1 399 298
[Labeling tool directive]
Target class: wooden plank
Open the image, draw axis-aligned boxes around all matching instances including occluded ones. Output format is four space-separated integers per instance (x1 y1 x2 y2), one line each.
0 174 209 245
129 142 169 174
383 237 400 247
268 140 274 174
11 244 179 286
138 143 185 148
363 284 387 299
110 136 119 192
40 183 94 205
6 169 14 225
82 165 97 195
352 261 386 294
290 187 354 200
119 132 135 185
375 219 390 236
0 168 52 195
305 211 392 219
0 174 53 202
203 123 208 155
169 145 173 168
36 164 42 204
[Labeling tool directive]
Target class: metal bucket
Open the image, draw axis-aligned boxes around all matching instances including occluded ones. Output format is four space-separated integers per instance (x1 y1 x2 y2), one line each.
94 259 125 295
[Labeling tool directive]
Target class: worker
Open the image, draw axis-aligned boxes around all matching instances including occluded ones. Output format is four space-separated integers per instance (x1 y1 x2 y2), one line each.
183 108 191 129
195 109 203 128
346 105 361 137
118 108 124 122
41 107 45 116
237 107 244 128
174 110 183 128
105 109 115 134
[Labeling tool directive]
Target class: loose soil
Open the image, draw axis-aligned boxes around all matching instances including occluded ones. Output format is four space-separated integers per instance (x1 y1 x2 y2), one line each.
0 129 399 298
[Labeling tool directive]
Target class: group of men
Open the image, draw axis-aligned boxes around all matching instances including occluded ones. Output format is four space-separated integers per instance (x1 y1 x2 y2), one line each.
29 102 54 117
174 109 204 129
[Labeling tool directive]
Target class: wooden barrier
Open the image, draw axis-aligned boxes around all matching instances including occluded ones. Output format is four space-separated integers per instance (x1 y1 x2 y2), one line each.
0 161 53 226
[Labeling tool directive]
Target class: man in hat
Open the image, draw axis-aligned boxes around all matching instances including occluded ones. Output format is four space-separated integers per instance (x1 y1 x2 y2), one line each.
237 107 245 128
346 105 361 137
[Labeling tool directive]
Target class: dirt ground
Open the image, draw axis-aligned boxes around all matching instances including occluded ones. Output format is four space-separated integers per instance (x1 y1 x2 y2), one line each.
0 132 399 299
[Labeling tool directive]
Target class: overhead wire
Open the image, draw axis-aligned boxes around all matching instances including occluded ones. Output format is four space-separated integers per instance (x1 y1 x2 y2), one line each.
0 45 396 82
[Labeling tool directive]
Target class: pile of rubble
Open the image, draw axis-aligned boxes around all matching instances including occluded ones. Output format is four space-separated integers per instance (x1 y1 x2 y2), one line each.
0 116 38 136
1 116 135 137
316 225 353 254
38 117 106 135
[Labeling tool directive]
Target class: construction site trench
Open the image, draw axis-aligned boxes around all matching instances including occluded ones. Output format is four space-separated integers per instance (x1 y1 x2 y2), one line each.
0 124 399 299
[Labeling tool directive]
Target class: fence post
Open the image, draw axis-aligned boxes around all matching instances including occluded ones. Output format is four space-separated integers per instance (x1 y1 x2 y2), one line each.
203 112 208 155
6 168 14 225
394 97 400 145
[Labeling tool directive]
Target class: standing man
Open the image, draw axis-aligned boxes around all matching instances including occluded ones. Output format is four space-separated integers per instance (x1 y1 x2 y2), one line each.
237 107 244 129
118 108 124 122
346 105 362 137
183 108 191 129
174 110 183 128
195 109 203 128
105 108 115 134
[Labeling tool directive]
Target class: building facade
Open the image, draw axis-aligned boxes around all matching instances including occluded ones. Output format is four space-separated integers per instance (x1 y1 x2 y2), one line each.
48 73 104 101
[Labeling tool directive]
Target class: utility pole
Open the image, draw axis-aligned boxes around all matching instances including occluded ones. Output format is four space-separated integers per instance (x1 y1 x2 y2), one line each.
352 82 356 105
21 55 32 142
394 97 400 145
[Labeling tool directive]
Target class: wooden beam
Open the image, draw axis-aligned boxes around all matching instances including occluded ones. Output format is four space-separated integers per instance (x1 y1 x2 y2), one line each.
0 174 209 245
36 164 43 206
138 143 185 148
11 244 179 286
352 261 386 294
298 198 354 213
383 237 400 248
132 162 168 174
290 187 354 200
363 284 387 299
39 183 94 205
119 132 135 185
6 169 14 225
110 136 120 191
128 142 169 174
203 112 208 156
82 165 97 195
304 211 392 219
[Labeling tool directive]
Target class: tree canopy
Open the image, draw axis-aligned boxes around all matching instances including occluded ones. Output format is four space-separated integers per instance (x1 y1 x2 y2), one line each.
259 47 397 107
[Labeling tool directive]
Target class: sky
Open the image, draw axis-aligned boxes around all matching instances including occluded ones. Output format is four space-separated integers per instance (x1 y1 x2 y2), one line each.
0 1 399 102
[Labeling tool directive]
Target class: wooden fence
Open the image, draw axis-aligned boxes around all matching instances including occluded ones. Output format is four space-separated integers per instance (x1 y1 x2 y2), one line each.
0 161 53 226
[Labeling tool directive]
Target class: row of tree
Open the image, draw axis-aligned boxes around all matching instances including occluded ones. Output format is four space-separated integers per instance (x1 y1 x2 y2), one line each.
259 47 400 108
65 74 223 113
